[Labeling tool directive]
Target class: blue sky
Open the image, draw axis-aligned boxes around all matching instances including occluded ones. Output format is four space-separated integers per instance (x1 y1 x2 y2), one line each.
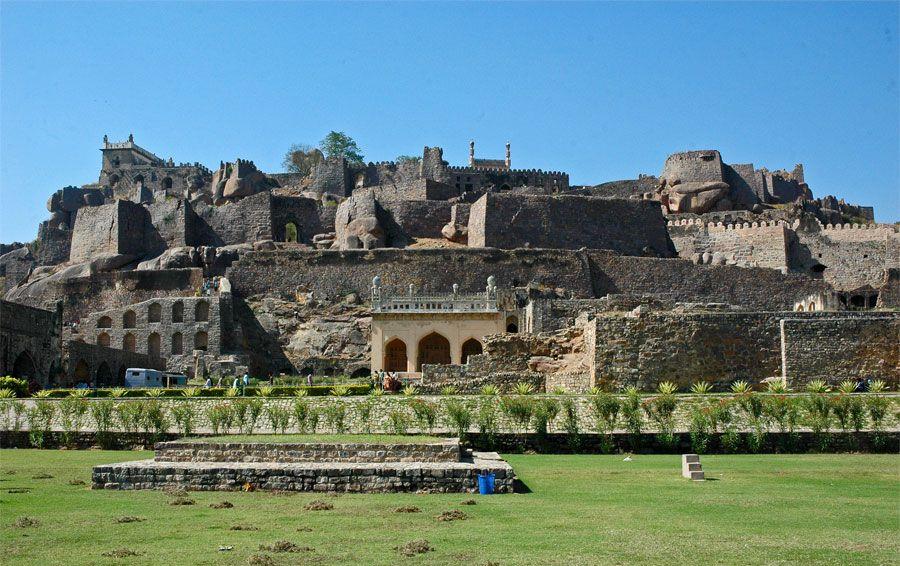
1 1 898 243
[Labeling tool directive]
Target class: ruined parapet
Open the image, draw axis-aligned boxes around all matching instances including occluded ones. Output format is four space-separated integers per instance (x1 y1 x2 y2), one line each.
69 200 150 264
211 158 274 203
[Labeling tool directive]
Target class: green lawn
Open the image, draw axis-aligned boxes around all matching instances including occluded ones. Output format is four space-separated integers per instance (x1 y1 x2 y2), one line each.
0 450 897 565
189 434 448 444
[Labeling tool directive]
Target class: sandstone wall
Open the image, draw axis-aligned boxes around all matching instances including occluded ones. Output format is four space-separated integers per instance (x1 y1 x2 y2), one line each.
63 339 164 387
669 220 790 269
467 194 675 257
69 200 148 263
193 192 274 246
794 224 899 292
0 300 62 387
270 196 325 244
380 200 453 240
781 316 900 387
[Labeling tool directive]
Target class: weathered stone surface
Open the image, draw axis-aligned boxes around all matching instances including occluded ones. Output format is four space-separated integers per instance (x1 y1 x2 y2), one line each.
332 190 385 250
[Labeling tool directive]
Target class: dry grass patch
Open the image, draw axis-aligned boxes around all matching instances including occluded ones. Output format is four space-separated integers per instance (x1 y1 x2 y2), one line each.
259 540 314 553
394 505 421 513
168 497 195 506
460 499 477 505
303 500 333 511
12 516 40 528
101 548 142 558
395 539 434 557
7 488 31 494
436 510 468 522
30 473 53 480
210 501 234 509
247 554 275 566
230 525 259 531
115 516 145 524
68 479 86 486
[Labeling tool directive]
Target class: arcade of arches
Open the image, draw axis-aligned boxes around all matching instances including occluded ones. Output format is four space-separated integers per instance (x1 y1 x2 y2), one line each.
370 312 505 373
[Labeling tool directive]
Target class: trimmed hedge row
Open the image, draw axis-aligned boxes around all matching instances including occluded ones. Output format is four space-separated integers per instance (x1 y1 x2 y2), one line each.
29 385 372 399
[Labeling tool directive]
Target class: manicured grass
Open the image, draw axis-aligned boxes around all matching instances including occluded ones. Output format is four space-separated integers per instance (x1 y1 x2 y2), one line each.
0 450 897 565
189 434 448 444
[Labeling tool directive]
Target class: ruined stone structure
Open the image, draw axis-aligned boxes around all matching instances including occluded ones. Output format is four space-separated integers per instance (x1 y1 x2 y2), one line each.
1 135 896 389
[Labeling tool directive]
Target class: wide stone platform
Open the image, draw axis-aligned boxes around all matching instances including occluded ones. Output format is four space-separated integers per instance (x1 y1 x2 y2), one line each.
92 438 515 493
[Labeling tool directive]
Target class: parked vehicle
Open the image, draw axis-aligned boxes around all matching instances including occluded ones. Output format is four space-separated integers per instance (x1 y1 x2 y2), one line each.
164 373 188 387
124 368 165 388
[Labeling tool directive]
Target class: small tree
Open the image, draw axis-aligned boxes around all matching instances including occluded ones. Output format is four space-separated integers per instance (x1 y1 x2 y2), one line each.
319 131 364 164
282 144 324 175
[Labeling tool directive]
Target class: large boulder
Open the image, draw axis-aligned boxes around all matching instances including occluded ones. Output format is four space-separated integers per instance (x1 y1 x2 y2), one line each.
663 181 731 214
332 190 385 250
211 159 274 203
136 246 199 271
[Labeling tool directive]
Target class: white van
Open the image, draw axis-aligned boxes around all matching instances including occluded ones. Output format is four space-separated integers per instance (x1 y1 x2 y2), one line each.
125 368 164 388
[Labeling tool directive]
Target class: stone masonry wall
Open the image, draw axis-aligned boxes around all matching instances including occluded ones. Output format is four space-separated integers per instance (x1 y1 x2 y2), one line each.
69 200 149 262
0 299 62 387
781 316 900 387
468 194 675 257
380 200 453 240
154 439 460 463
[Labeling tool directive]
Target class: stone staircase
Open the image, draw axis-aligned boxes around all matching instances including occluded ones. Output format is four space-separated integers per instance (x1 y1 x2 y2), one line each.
682 453 705 481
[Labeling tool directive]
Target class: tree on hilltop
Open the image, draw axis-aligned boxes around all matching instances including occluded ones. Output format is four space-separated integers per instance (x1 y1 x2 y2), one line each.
320 131 364 164
282 144 324 176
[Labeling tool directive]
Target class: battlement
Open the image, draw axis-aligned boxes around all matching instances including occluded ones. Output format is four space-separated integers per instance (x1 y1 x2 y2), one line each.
102 135 165 165
447 165 568 178
667 219 789 231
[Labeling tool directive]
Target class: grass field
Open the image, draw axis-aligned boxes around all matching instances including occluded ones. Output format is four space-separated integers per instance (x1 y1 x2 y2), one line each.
0 450 897 565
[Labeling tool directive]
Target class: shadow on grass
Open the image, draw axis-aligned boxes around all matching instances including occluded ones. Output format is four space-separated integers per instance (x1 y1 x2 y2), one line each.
512 479 532 493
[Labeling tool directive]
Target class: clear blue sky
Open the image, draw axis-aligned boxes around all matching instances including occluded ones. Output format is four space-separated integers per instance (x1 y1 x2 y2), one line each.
1 1 898 243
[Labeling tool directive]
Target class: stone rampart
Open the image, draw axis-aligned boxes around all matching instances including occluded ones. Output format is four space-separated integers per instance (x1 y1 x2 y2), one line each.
781 316 899 387
0 300 62 387
154 439 460 463
69 200 149 262
468 194 675 256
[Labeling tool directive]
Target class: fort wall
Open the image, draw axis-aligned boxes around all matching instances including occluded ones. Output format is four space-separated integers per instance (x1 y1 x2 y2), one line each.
0 300 62 388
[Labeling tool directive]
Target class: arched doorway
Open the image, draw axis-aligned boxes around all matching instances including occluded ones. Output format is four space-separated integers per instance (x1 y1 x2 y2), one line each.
11 351 36 380
161 177 173 190
148 303 162 323
73 359 90 383
172 301 184 322
148 333 161 357
123 310 136 328
284 222 299 243
97 316 112 328
96 362 113 386
506 315 519 333
461 338 483 364
123 333 136 352
417 332 451 371
384 339 408 372
97 332 111 347
194 331 208 351
195 301 209 322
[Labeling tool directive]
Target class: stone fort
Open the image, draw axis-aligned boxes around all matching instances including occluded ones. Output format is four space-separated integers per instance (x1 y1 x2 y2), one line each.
1 135 897 391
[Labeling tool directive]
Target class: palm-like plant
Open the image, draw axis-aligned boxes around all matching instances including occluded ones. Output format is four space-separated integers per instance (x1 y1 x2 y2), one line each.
34 390 53 398
69 388 91 398
181 387 201 398
805 379 830 394
440 385 459 396
766 381 790 394
837 380 857 394
730 380 752 394
226 386 240 397
513 382 535 395
294 388 308 397
145 388 165 398
330 385 351 397
868 379 887 393
257 386 275 398
657 382 678 395
402 385 418 396
110 387 128 398
689 381 713 395
0 388 15 399
480 385 499 396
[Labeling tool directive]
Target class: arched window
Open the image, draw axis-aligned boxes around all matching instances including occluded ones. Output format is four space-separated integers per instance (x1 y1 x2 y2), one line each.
122 333 136 352
133 174 144 185
808 303 816 312
161 177 173 190
172 301 184 323
108 174 119 187
123 310 136 328
171 332 183 355
384 339 408 372
506 315 519 333
97 332 111 347
284 222 299 243
148 333 161 357
461 338 483 364
194 331 208 351
148 303 162 323
797 304 805 312
97 316 112 328
417 332 451 371
195 301 209 322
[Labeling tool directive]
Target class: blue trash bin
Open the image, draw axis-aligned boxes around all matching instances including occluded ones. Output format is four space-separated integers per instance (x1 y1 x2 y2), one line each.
478 472 495 495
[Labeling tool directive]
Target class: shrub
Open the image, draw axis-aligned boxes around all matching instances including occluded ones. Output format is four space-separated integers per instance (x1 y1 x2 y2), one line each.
292 399 312 433
145 388 165 398
294 388 308 397
330 385 351 397
0 376 27 397
26 401 55 448
735 390 766 452
322 402 347 433
58 397 88 447
182 387 202 398
531 398 560 438
766 381 790 394
171 403 197 437
265 404 291 434
561 398 581 451
257 386 275 398
475 397 499 448
589 390 620 454
803 391 832 451
401 385 418 396
407 399 438 434
388 409 411 435
688 404 712 454
440 386 459 396
110 388 128 398
207 403 234 435
837 380 858 395
644 392 678 450
657 381 678 395
763 395 799 433
142 400 169 443
0 388 16 399
90 399 116 448
551 386 568 395
621 387 643 451
689 381 713 395
116 401 145 437
730 380 752 394
499 396 534 433
226 387 241 397
33 390 52 398
355 398 375 433
443 399 472 439
805 379 830 394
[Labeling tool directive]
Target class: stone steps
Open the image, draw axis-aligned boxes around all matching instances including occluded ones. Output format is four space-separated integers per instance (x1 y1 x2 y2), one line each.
682 453 705 481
